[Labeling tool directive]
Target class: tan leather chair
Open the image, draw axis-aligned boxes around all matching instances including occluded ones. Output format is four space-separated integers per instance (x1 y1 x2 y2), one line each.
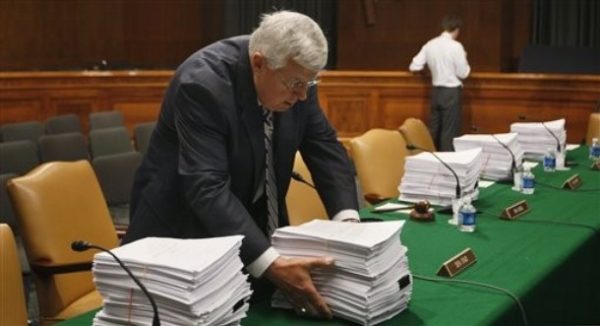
286 152 328 225
350 129 409 205
398 118 436 154
8 160 119 325
0 223 28 326
586 113 600 145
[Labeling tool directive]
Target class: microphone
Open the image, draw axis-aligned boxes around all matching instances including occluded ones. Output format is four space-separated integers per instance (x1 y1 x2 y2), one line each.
71 241 161 326
541 122 561 153
291 171 316 189
406 144 461 199
491 134 517 172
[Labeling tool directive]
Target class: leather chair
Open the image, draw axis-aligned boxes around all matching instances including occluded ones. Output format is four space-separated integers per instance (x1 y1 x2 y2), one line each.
586 112 600 145
133 121 157 155
350 129 409 205
7 160 119 324
0 223 28 326
398 118 436 154
89 111 124 130
285 152 327 225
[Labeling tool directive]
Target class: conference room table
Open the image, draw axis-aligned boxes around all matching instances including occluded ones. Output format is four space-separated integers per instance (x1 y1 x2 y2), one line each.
61 146 599 325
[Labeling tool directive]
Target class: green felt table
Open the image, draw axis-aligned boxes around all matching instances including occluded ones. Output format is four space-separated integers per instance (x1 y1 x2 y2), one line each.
59 146 600 326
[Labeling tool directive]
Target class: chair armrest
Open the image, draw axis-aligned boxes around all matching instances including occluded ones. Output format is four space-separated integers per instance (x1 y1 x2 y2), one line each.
30 260 92 276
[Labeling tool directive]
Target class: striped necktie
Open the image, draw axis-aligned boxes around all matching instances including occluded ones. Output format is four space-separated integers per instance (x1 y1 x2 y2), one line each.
263 108 279 236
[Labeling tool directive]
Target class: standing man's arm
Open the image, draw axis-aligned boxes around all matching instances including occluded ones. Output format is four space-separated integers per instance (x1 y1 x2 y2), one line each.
454 44 471 79
409 45 427 72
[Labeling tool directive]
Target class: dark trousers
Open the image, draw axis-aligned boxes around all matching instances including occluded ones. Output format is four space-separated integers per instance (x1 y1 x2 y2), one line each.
429 86 462 151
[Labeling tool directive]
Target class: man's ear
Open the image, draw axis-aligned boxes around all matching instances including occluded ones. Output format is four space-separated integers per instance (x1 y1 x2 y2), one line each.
250 52 266 71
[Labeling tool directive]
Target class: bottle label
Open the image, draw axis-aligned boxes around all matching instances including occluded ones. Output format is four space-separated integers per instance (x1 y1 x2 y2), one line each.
523 177 535 189
544 156 556 168
592 146 600 158
461 212 476 226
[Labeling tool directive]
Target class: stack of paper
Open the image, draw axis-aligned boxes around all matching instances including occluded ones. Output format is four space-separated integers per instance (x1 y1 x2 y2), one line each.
453 133 524 180
271 220 412 326
510 118 566 161
399 148 482 206
91 236 252 326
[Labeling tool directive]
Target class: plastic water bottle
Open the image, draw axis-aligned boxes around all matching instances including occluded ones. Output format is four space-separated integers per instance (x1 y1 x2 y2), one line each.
590 137 600 160
459 197 476 232
449 197 463 225
521 166 535 195
543 148 556 172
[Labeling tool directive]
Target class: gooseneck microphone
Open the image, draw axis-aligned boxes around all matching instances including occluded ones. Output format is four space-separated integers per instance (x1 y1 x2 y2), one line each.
541 122 561 152
406 144 461 199
491 134 517 172
291 171 316 189
71 241 161 326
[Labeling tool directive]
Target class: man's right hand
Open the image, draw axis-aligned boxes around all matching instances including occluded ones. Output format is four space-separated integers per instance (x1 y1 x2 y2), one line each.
264 256 334 319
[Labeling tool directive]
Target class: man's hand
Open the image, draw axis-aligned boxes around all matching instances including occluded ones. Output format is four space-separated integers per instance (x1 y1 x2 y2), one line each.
264 256 334 319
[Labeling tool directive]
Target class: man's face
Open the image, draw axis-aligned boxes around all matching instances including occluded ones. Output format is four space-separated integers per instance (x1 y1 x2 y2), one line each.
251 53 320 112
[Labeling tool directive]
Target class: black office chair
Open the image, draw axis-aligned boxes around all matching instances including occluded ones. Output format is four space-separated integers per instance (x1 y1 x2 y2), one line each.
0 121 44 143
45 114 82 134
92 151 142 227
38 132 89 162
89 126 133 158
89 111 124 130
0 140 39 175
133 121 156 155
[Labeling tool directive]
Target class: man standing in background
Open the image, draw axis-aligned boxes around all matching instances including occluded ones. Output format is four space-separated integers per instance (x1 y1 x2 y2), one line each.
409 14 471 151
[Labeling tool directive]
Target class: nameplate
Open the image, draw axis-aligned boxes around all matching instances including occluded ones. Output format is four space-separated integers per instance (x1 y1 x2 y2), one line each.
501 200 529 220
562 174 582 190
592 161 600 170
436 248 477 278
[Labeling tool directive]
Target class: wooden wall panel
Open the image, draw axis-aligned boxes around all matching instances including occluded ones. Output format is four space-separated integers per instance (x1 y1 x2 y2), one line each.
1 71 598 144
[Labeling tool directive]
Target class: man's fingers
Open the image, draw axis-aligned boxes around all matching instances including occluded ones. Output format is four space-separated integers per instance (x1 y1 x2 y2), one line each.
304 256 334 270
304 283 332 319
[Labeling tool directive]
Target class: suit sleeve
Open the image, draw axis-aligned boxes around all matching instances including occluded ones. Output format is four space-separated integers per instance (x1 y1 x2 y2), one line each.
299 90 359 217
173 82 270 265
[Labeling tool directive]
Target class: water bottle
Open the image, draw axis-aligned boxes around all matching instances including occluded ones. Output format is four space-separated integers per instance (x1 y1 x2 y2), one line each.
459 197 476 232
543 148 556 172
449 197 463 225
521 166 535 195
590 137 600 160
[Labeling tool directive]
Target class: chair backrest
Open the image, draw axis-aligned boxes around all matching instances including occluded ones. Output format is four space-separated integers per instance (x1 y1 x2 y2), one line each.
0 120 44 143
350 129 409 200
586 112 600 145
38 132 89 162
134 121 156 155
0 173 19 233
285 152 328 225
89 111 124 130
0 224 28 326
89 126 133 158
0 140 39 175
45 114 82 134
7 160 118 321
398 118 436 154
92 151 142 205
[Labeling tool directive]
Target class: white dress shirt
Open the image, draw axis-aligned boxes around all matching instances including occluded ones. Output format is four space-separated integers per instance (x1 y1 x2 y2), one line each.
246 209 360 277
409 32 471 87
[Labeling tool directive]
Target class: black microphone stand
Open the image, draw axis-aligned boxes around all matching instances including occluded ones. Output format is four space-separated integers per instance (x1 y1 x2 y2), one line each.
406 144 461 199
71 241 161 326
291 171 316 189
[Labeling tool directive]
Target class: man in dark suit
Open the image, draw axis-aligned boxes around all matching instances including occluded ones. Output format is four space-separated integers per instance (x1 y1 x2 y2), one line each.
123 11 359 319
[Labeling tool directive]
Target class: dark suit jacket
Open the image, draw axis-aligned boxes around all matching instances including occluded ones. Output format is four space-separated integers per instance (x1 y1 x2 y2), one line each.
123 36 358 265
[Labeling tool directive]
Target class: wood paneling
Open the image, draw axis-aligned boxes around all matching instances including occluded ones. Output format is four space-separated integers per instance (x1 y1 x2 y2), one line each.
337 0 532 71
1 70 598 144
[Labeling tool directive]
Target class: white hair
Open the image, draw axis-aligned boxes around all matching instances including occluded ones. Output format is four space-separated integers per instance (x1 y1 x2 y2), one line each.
249 11 328 71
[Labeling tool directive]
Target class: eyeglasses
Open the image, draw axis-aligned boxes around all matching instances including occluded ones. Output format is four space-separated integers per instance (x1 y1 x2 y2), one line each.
277 70 321 93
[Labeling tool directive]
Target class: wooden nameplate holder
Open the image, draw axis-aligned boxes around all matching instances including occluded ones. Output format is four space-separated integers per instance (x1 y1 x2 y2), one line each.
437 248 477 277
562 174 582 190
501 200 529 220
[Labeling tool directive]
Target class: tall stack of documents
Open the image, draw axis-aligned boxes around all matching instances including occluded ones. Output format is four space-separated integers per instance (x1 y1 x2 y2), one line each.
271 220 412 326
399 148 482 206
453 133 523 180
91 236 252 326
510 118 566 161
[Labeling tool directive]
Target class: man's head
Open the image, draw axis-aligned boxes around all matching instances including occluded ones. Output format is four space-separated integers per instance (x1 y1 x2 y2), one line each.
441 14 462 39
249 11 328 111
